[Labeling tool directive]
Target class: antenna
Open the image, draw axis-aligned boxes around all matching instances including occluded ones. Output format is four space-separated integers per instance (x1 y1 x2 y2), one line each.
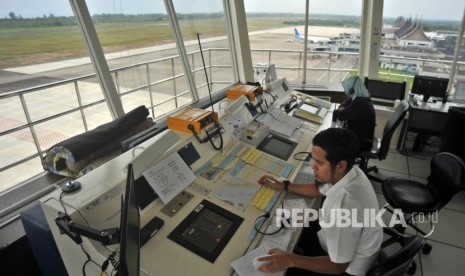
197 33 214 113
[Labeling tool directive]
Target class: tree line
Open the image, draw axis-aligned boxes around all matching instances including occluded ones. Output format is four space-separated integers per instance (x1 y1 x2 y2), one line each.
1 12 461 32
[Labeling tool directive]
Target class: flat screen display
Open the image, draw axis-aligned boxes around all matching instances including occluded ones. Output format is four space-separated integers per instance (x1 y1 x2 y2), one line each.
299 103 319 114
119 164 140 276
411 75 449 102
168 200 243 263
364 78 406 101
134 176 158 210
256 133 297 160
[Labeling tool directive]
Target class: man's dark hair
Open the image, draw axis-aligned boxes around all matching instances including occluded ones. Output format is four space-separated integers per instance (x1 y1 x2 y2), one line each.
312 128 359 170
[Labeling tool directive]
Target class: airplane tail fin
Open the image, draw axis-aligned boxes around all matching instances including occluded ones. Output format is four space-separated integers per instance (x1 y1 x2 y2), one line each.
294 28 301 39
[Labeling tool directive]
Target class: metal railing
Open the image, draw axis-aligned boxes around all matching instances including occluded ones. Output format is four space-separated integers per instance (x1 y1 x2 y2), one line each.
0 47 461 193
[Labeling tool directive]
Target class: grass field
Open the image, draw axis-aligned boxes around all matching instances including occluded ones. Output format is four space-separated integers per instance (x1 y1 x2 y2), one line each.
348 68 415 89
0 17 294 69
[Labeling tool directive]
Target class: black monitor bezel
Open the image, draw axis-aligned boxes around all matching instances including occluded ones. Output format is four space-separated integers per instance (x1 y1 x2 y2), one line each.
119 164 141 276
411 75 449 102
364 77 406 101
256 133 298 161
167 200 243 263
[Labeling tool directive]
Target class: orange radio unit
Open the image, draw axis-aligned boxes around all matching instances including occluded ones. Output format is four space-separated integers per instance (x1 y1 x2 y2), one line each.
167 107 218 134
227 84 263 102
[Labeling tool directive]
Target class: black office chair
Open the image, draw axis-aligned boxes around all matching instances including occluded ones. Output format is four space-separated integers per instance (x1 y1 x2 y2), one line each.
367 228 425 276
359 99 409 182
381 152 465 255
440 107 465 162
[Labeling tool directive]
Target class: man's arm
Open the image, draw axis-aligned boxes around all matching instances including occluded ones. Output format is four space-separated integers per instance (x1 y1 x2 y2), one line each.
334 98 366 121
258 249 349 274
257 175 323 198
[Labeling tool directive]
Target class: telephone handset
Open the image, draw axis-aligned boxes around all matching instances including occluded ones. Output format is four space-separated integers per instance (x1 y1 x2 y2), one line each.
283 95 298 113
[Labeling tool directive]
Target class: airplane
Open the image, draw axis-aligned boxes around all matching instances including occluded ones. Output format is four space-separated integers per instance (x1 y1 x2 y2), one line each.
294 28 331 44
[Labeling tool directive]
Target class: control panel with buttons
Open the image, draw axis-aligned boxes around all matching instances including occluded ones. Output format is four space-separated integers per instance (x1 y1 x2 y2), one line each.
161 191 194 217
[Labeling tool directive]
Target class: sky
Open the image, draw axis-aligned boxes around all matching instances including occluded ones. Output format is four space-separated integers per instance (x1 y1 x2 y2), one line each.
1 0 464 21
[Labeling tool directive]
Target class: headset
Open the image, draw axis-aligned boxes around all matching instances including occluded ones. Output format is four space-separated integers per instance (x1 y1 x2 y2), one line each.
254 212 291 235
253 201 291 236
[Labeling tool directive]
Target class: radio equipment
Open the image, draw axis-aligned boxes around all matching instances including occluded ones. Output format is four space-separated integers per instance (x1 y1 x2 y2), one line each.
167 107 218 134
227 84 263 102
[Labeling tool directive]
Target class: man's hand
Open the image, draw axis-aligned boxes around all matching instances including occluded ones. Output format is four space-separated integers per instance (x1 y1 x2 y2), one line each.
257 248 293 273
257 175 283 190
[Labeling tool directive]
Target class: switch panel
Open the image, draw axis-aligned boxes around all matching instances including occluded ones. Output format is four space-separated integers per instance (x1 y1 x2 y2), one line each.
161 190 194 217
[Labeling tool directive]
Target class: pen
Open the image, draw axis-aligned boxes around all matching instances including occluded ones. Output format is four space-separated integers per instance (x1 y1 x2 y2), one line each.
266 178 276 184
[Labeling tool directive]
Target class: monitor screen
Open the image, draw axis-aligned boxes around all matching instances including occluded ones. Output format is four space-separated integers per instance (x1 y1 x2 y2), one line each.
119 164 140 276
364 78 406 101
256 133 297 160
411 75 449 102
299 103 319 114
167 200 243 263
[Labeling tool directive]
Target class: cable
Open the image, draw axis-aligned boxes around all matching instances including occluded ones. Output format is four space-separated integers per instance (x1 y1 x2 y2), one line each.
205 125 224 150
59 191 68 217
131 146 145 158
264 89 277 105
80 243 102 276
101 251 117 276
253 201 288 235
253 213 284 235
60 191 108 276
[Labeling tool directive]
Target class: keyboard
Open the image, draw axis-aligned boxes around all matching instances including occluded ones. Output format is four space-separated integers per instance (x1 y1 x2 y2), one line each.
251 186 280 211
293 171 315 184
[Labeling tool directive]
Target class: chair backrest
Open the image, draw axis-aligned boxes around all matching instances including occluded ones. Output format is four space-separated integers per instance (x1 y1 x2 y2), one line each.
428 152 465 207
440 107 465 162
367 235 425 276
378 100 409 160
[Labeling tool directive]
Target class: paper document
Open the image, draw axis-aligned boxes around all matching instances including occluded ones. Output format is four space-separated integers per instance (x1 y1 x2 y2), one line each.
214 177 260 210
231 245 280 276
143 153 196 204
260 225 294 250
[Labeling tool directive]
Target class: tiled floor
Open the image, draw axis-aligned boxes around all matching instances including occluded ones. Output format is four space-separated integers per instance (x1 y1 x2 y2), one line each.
366 145 465 276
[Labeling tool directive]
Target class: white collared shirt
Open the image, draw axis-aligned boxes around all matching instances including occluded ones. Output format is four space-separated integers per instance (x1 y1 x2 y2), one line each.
317 167 383 275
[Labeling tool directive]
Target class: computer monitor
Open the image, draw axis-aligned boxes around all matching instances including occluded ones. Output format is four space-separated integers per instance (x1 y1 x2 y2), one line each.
411 75 449 102
119 163 140 276
256 133 297 160
364 78 406 101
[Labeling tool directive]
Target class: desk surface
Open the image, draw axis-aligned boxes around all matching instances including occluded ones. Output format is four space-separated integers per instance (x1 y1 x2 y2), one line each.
409 99 464 113
41 89 333 276
397 100 465 152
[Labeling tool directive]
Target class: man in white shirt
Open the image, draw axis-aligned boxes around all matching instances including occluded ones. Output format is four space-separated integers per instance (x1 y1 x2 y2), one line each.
257 128 383 276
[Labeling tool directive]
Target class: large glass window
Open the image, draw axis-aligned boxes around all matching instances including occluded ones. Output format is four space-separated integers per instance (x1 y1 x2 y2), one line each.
0 2 104 192
86 0 194 118
172 0 235 99
381 0 464 90
244 0 362 87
